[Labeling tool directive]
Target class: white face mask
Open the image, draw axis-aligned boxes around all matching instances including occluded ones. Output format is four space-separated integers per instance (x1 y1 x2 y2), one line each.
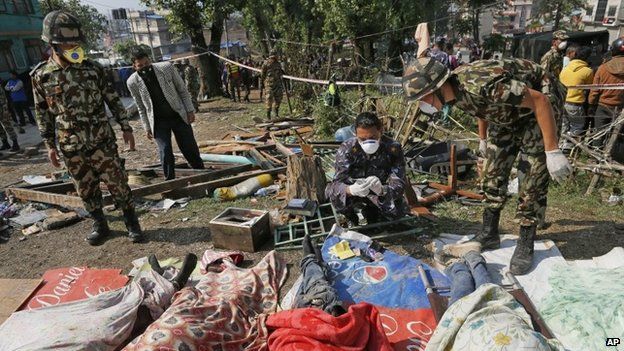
359 139 380 154
563 56 571 68
558 41 568 51
419 101 439 115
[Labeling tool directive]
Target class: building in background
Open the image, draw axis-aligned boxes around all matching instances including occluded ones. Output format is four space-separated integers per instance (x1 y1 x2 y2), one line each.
0 0 45 79
582 0 624 42
479 0 534 40
128 9 191 60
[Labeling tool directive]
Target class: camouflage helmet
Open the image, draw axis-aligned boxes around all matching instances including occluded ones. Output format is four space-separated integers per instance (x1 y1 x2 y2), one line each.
182 58 190 65
552 30 569 40
41 10 84 44
402 56 452 101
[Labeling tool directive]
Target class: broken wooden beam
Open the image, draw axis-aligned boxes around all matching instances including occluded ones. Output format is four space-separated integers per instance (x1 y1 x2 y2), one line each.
6 188 84 208
104 164 254 202
164 167 286 199
248 148 275 170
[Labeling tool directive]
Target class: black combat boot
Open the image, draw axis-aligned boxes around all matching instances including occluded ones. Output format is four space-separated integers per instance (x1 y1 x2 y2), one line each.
469 208 501 250
0 139 10 150
87 209 110 245
122 208 144 243
302 234 315 256
148 254 165 275
274 106 280 118
171 253 198 289
266 109 271 120
510 225 536 275
10 138 19 152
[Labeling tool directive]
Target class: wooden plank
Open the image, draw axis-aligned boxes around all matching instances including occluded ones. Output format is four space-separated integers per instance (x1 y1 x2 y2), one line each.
248 148 275 170
7 187 85 208
27 182 75 194
0 279 42 323
103 164 253 203
164 167 286 199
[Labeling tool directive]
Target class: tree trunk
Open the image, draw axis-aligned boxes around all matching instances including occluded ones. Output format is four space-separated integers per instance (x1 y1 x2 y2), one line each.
286 154 327 203
205 12 225 98
554 3 562 30
473 9 481 42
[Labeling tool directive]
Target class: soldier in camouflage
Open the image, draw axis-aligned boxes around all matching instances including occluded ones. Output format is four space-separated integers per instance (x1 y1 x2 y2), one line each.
31 11 144 245
182 58 200 111
326 112 408 225
540 30 569 79
402 57 572 275
260 50 284 120
0 90 19 152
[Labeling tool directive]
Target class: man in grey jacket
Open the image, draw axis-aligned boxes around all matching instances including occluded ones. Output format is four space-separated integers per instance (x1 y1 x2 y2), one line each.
127 48 204 180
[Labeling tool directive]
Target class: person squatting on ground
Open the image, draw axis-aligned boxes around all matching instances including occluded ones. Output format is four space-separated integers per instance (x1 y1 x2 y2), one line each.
326 112 409 226
588 38 624 149
402 56 571 275
261 50 284 120
0 89 19 152
4 70 36 126
127 47 204 181
559 45 594 150
31 10 143 245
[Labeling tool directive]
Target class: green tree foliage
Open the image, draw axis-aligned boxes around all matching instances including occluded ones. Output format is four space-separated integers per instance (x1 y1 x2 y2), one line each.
39 0 107 51
535 0 587 30
113 40 150 62
143 0 243 97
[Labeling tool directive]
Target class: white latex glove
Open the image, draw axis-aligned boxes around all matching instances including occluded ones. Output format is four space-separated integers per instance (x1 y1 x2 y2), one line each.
366 176 385 196
348 179 371 197
545 149 573 183
479 139 487 157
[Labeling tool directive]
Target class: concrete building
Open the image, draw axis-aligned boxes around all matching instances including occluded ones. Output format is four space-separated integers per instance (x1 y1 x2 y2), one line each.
127 9 191 60
479 0 534 39
582 0 624 42
0 0 45 79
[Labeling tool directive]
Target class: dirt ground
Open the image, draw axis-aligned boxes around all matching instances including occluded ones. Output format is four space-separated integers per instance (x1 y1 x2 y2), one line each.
1 91 623 297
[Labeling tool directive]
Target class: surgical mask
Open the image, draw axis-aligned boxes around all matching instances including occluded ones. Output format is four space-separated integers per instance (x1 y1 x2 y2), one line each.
563 56 571 68
359 139 380 154
558 41 568 51
61 46 85 64
419 101 439 116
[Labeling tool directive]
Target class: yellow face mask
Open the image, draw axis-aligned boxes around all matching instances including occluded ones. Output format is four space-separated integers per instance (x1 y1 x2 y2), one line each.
62 46 85 64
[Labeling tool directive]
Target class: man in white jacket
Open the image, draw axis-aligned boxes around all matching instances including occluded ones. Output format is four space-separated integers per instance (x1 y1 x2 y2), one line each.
127 47 204 180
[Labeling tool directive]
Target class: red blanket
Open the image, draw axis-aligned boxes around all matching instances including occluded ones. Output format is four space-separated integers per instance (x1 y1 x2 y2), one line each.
267 302 393 351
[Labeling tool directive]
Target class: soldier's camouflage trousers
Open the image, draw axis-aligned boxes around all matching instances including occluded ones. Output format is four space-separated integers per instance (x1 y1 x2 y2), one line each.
482 115 548 226
266 84 283 110
62 142 134 213
0 110 17 141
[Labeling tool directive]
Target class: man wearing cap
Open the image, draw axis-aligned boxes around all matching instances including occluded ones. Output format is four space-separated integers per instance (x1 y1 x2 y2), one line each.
402 56 571 275
541 30 569 79
31 10 143 245
260 50 284 120
326 112 409 226
182 59 200 110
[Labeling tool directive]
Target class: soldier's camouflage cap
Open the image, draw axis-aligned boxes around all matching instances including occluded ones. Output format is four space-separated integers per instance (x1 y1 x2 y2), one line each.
402 56 452 101
553 30 569 40
41 10 84 44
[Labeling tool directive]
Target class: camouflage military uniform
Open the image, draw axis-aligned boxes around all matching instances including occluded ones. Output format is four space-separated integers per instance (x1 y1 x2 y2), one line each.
453 59 565 225
325 135 409 221
0 90 17 142
183 63 200 110
540 47 564 80
31 58 135 213
260 56 284 111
